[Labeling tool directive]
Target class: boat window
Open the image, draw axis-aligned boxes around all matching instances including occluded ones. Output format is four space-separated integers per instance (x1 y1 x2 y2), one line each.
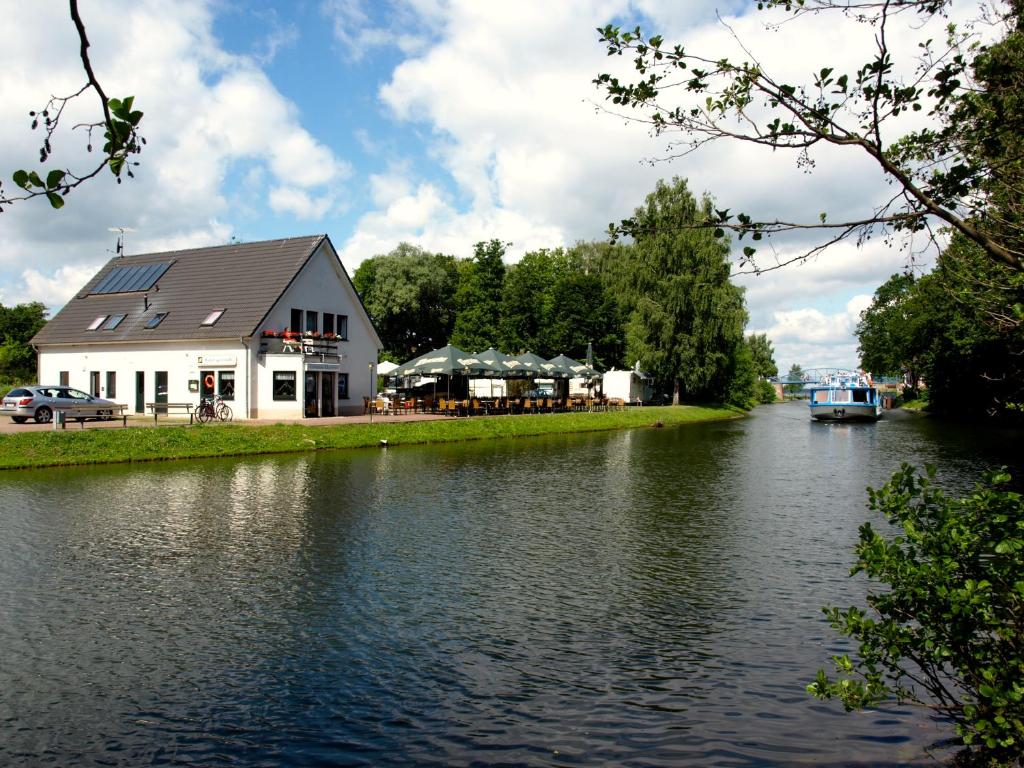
853 389 868 403
813 390 829 403
833 390 852 403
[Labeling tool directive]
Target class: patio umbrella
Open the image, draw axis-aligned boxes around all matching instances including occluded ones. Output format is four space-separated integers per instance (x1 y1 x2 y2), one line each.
547 354 598 378
474 348 519 397
377 360 399 376
507 351 551 377
394 344 490 400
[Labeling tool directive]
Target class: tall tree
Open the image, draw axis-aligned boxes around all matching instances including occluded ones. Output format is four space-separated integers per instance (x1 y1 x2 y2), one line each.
450 239 507 352
785 363 805 396
856 272 924 389
500 248 563 354
594 1 1024 273
745 333 778 379
623 177 749 404
352 243 458 361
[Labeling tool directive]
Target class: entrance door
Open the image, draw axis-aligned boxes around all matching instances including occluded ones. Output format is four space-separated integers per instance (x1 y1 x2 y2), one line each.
89 371 100 397
155 371 168 414
135 372 144 413
320 372 335 417
304 372 318 418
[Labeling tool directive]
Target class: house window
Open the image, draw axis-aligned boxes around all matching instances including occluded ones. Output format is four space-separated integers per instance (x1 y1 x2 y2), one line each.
218 371 235 401
323 312 335 335
87 316 107 331
59 371 69 386
273 371 296 400
336 314 348 340
305 310 318 334
337 372 349 400
146 312 168 328
201 309 225 326
106 372 116 398
103 314 126 330
290 308 302 333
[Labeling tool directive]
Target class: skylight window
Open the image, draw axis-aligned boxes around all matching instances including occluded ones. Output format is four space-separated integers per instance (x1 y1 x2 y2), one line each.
145 312 168 329
87 316 107 331
201 309 225 326
102 314 126 330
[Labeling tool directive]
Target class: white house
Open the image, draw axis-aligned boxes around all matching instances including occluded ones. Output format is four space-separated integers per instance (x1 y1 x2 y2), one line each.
31 235 382 419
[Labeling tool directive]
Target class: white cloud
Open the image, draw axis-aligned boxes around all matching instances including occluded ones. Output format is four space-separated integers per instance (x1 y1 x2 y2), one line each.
755 294 873 373
269 187 335 220
0 264 105 310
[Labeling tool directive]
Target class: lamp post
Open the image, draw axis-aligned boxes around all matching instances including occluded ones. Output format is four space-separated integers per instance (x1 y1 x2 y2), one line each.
368 362 374 424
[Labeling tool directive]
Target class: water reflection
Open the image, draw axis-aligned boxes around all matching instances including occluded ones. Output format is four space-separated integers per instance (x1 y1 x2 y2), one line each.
0 404 1020 766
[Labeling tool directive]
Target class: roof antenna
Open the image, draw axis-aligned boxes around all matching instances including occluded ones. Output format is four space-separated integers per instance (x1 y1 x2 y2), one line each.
108 226 136 257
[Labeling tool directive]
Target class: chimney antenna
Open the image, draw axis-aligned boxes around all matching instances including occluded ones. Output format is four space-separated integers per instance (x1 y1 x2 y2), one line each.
107 226 136 257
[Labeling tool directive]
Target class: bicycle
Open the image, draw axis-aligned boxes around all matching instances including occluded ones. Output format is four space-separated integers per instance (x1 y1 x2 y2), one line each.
196 394 233 423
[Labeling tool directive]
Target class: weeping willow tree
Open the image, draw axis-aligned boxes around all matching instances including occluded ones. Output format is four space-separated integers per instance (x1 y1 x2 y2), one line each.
622 177 750 405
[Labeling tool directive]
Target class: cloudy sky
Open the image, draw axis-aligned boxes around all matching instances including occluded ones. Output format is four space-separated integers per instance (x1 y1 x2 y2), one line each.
2 0 956 372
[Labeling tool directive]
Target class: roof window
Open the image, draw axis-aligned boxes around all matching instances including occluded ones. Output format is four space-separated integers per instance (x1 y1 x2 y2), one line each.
201 309 225 326
87 316 107 331
145 312 168 329
102 314 126 330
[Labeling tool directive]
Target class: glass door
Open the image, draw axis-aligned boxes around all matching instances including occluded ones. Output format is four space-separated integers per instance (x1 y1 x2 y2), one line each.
155 371 168 413
304 372 318 417
135 372 144 413
320 372 335 417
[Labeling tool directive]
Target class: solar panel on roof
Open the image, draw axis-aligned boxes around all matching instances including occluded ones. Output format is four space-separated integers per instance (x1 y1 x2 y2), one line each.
90 261 172 294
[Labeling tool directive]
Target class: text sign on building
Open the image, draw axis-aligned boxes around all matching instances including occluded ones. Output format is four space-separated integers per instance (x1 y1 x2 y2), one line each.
197 355 237 367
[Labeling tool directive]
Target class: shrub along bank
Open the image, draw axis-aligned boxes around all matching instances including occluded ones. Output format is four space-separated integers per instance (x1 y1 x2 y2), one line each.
0 405 742 470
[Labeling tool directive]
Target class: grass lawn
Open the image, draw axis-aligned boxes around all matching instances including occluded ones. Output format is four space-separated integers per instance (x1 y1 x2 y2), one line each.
0 405 743 471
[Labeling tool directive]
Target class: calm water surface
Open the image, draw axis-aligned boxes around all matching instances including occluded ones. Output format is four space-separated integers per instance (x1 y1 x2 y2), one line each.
0 403 1020 766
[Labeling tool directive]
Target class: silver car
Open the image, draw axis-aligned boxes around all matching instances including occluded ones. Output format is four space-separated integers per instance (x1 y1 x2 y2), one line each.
1 385 118 424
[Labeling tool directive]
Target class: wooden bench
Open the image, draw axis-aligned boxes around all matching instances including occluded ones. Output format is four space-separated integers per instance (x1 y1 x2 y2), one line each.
146 402 195 424
54 404 128 429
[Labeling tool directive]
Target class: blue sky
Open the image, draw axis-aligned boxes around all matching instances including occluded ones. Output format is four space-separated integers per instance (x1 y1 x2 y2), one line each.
0 0 948 372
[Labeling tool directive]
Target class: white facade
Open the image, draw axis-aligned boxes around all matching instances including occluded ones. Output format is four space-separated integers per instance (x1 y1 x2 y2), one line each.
602 369 653 404
37 240 381 419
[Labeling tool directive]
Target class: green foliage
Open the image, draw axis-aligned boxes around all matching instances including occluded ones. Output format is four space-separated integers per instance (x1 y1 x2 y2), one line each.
0 302 47 382
746 333 778 378
725 340 758 409
594 2 1024 273
858 235 1023 417
352 243 458 361
621 177 749 404
856 272 921 382
498 245 625 366
785 363 805 395
808 464 1024 763
450 239 507 352
756 379 777 404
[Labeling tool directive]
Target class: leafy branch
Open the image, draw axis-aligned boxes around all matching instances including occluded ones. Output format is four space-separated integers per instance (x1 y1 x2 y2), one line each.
0 0 144 213
593 0 1023 273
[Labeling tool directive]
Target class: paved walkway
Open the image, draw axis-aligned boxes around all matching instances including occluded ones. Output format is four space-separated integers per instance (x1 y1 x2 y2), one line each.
0 411 449 434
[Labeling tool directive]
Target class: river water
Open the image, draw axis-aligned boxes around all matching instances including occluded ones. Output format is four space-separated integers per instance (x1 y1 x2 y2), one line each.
0 402 1019 767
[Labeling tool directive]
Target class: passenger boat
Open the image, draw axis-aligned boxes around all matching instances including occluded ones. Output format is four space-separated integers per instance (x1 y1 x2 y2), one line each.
808 371 882 422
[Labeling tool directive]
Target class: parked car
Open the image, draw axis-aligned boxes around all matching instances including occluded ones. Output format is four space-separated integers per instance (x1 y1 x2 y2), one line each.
1 385 118 424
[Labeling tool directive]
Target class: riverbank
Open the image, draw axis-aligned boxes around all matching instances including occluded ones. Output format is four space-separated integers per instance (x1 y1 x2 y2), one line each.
0 405 742 470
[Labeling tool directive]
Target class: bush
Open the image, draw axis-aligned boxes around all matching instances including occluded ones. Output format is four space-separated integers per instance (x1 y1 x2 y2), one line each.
808 465 1023 765
756 379 776 404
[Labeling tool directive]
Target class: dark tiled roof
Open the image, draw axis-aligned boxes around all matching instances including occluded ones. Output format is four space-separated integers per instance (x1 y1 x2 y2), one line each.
32 235 326 345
